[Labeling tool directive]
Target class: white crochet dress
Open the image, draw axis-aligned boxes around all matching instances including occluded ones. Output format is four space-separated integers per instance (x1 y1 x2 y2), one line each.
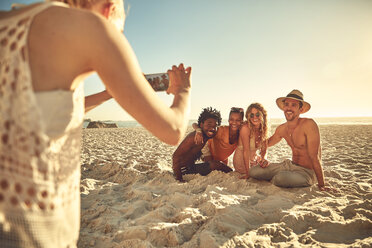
0 2 84 247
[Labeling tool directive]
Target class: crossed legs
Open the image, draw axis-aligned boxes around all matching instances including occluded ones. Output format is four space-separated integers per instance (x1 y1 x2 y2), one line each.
249 159 315 188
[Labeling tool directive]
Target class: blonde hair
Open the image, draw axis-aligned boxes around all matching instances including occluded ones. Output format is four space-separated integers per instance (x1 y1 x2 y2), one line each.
48 0 125 30
245 103 269 147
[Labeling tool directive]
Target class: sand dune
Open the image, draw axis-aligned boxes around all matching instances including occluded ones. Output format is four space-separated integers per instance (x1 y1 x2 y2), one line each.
78 125 372 248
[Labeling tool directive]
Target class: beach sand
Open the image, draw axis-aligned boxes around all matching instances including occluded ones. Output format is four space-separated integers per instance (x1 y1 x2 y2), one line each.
78 125 372 248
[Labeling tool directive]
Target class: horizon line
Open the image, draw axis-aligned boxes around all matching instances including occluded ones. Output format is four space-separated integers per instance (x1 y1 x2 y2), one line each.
84 116 372 122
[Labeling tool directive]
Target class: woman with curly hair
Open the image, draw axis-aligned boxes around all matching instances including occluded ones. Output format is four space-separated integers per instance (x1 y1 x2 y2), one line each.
233 103 269 178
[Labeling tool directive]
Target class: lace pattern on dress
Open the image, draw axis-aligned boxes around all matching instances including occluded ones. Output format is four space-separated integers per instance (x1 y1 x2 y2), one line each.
0 2 84 247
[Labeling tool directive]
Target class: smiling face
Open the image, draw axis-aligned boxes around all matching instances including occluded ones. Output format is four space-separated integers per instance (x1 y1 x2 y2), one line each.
200 118 218 138
283 99 302 121
228 112 243 132
249 108 262 127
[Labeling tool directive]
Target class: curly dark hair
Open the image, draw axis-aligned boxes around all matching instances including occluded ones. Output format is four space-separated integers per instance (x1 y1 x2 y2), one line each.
197 107 222 127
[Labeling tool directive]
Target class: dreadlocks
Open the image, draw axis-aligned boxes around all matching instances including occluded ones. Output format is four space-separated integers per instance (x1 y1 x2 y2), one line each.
197 107 222 127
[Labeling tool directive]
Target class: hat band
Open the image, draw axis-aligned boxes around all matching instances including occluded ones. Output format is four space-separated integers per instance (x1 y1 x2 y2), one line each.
286 94 303 101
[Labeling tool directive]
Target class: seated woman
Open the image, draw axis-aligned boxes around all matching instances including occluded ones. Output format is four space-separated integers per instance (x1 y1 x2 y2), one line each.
233 103 269 178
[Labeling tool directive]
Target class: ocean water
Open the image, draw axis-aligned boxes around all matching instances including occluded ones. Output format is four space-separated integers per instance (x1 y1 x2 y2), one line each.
83 117 372 128
271 117 372 125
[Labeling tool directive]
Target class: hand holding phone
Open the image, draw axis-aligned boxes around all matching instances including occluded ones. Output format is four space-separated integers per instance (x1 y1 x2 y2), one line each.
144 64 191 94
166 63 192 95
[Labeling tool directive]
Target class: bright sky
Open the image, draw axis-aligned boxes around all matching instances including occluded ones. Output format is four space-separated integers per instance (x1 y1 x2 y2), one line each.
2 0 372 120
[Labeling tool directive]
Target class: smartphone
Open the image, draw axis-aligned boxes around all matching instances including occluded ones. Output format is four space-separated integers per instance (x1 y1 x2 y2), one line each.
144 73 170 91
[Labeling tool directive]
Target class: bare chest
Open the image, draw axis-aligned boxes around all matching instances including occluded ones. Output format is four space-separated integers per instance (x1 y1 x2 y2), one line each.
284 126 307 150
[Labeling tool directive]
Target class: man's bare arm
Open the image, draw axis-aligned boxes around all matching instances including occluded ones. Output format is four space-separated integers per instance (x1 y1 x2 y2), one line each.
305 119 326 189
172 132 195 181
268 125 284 147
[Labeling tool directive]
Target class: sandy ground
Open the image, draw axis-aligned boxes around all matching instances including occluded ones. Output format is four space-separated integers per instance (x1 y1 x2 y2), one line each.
78 125 372 248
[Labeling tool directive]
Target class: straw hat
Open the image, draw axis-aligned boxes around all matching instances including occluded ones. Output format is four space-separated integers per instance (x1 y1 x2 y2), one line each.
276 89 311 113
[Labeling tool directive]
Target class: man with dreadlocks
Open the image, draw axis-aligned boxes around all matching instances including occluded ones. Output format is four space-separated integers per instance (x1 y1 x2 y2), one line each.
172 107 233 182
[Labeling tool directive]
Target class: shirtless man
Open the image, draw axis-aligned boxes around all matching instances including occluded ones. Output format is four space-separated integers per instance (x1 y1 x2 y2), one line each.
250 90 331 191
172 107 233 182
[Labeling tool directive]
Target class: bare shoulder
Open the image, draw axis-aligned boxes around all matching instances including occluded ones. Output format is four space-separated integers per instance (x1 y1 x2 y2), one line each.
300 118 319 136
301 118 318 129
30 5 110 55
34 5 108 35
240 123 250 134
180 131 197 145
239 121 247 131
186 131 197 139
275 123 287 134
28 6 111 90
31 5 122 66
173 131 196 156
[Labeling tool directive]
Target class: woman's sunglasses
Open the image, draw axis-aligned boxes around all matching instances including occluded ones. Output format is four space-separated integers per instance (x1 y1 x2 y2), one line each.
250 113 261 118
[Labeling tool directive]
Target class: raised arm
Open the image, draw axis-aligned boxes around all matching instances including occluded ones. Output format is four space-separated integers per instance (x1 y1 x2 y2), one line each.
191 122 204 145
83 13 191 145
85 90 112 113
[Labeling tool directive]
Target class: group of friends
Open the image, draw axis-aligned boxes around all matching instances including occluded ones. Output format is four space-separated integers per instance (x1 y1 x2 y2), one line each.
173 89 333 192
0 0 334 246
